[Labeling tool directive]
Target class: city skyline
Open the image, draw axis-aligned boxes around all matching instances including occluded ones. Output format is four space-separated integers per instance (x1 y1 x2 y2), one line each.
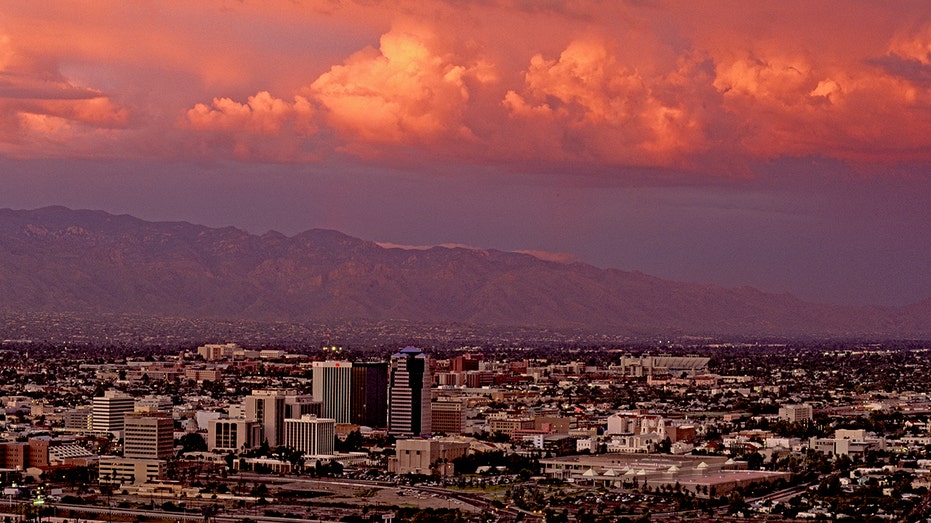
0 2 929 307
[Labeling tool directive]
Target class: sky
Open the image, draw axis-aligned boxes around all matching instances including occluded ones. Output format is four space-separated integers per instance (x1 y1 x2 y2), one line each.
0 0 929 307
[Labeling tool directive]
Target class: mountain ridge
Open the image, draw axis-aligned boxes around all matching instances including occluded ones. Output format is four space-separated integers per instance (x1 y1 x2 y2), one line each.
0 206 927 338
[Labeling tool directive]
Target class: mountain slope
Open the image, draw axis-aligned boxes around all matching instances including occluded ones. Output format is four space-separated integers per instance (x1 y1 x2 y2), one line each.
0 206 927 337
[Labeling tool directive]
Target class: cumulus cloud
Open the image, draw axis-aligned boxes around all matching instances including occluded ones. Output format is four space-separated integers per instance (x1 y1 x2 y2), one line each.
714 54 814 104
505 40 647 125
7 1 931 168
888 24 931 65
308 26 490 145
183 91 319 161
187 91 315 136
502 40 709 166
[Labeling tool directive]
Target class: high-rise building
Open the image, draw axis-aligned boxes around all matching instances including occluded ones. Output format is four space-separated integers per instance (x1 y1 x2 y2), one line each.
92 390 135 433
351 362 389 428
312 361 353 423
283 415 336 456
388 347 432 437
245 390 287 447
123 413 174 460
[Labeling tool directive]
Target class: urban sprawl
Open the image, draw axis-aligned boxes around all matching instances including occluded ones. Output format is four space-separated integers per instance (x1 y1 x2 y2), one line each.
1 341 931 522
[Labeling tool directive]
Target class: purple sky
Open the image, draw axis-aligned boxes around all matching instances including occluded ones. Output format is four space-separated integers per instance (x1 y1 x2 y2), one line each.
2 156 928 307
1 1 930 307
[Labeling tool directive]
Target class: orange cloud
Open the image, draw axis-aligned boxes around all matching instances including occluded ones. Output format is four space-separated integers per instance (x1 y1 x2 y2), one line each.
888 24 931 65
714 54 814 104
0 31 129 157
308 25 490 146
183 91 320 162
5 1 931 169
505 40 647 126
187 91 315 136
502 40 710 166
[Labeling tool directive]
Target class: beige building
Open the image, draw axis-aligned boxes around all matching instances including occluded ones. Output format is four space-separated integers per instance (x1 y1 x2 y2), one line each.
123 413 174 460
196 343 240 361
99 456 166 484
207 419 264 452
92 390 135 433
778 404 813 422
245 389 287 446
393 437 471 475
64 407 93 431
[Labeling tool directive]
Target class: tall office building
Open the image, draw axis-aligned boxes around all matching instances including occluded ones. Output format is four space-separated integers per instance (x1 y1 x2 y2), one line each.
388 347 432 437
123 413 174 460
312 361 353 423
245 390 287 447
351 362 389 428
92 390 135 433
283 415 336 456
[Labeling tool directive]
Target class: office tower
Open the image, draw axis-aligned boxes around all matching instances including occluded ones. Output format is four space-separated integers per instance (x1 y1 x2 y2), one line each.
350 362 389 428
312 361 353 423
92 390 135 433
64 407 93 431
431 400 464 435
388 347 432 437
245 389 287 447
283 415 336 456
284 394 323 419
123 413 174 460
207 419 264 452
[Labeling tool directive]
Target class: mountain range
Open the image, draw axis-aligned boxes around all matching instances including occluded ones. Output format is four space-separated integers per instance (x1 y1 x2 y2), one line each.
0 206 927 338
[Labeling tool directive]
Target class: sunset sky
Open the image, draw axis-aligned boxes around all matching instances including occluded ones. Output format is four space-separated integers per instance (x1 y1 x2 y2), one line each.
1 1 929 306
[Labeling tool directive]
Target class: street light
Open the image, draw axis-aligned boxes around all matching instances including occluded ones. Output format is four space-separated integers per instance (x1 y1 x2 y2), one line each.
5 482 18 508
32 495 45 523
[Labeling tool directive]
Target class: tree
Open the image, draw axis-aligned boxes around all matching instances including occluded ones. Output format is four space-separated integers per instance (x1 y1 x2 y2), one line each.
334 430 364 452
746 452 764 470
178 433 207 454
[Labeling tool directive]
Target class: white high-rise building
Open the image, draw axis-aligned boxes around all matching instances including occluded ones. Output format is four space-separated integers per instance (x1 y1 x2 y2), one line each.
312 361 353 423
283 415 336 456
92 390 135 433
